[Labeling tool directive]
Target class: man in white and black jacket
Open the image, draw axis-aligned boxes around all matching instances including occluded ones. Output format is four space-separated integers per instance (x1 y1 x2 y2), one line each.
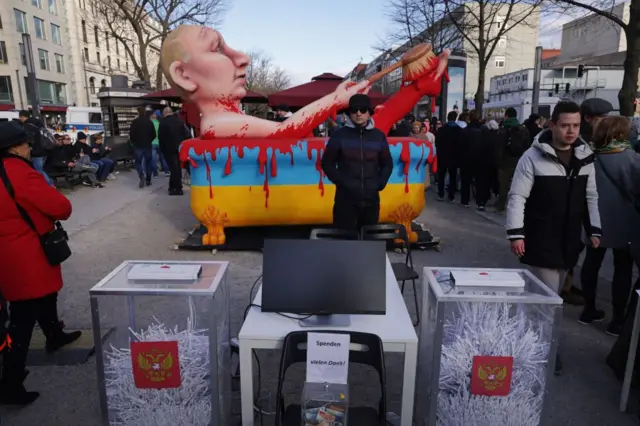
506 101 602 295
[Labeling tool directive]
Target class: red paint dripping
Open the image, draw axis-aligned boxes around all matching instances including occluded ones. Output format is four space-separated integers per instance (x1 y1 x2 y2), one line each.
397 139 411 193
306 140 326 196
202 153 213 199
415 145 425 173
224 148 232 175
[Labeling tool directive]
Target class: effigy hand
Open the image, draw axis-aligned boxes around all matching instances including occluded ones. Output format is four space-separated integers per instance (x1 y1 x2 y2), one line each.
334 80 370 108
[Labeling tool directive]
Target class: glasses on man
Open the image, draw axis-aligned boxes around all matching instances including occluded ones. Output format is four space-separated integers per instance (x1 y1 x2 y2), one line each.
349 108 369 114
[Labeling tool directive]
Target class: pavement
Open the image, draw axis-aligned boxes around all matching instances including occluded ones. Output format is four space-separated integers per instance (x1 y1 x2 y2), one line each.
0 169 638 426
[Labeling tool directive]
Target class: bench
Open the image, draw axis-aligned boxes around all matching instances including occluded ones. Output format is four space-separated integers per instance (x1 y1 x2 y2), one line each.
47 170 82 189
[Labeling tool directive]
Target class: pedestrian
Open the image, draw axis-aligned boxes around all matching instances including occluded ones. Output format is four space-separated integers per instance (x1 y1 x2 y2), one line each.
73 132 103 188
151 110 170 177
18 110 55 186
578 115 640 336
129 106 156 188
158 107 190 196
495 107 530 212
321 94 393 231
0 121 81 405
435 111 462 201
506 101 601 374
465 110 494 210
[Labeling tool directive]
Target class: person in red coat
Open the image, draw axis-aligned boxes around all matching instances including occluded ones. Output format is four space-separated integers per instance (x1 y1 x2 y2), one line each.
0 121 81 405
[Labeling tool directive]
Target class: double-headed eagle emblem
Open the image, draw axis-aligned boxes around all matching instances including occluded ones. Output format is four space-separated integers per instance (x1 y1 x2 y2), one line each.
137 351 174 382
477 364 508 390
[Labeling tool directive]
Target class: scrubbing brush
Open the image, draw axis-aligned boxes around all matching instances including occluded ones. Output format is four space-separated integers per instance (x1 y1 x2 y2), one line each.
367 43 437 84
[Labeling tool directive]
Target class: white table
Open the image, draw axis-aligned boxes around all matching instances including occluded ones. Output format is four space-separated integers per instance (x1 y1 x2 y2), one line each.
238 256 419 426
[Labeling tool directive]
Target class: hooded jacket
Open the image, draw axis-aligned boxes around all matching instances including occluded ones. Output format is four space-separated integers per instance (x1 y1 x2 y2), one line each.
321 117 393 205
506 129 601 269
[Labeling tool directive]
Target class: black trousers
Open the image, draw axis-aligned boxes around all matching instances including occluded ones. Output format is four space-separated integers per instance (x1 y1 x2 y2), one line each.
474 166 493 207
333 199 380 232
437 166 457 200
3 293 59 383
581 246 637 323
460 166 474 206
163 149 183 192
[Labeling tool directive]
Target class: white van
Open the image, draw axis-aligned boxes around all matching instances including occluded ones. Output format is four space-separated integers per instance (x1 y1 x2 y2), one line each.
0 111 19 123
61 107 104 142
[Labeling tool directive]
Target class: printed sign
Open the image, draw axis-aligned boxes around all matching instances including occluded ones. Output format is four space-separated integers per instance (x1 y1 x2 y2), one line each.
471 355 514 396
131 341 182 389
306 332 350 384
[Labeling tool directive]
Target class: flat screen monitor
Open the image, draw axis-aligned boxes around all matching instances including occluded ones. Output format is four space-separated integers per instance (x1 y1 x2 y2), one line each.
261 239 387 325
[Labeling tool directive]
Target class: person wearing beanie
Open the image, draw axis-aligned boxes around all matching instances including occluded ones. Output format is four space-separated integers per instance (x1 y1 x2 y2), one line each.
580 98 613 142
151 110 170 178
0 121 81 405
321 94 393 231
73 132 102 188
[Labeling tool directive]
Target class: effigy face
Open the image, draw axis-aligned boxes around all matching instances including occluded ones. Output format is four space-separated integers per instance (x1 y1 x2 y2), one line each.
161 25 447 246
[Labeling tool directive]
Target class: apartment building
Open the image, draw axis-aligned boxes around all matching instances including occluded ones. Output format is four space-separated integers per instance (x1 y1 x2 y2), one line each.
0 0 162 114
0 0 70 116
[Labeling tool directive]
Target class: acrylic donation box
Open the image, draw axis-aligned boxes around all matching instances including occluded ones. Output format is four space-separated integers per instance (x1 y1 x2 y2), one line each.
415 268 563 426
89 261 231 426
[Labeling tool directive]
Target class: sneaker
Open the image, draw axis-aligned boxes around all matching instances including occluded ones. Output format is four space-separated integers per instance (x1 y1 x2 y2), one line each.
461 203 469 208
81 181 92 187
0 383 39 406
562 291 585 306
146 180 152 187
578 308 605 325
139 178 145 188
169 188 184 196
165 172 171 177
107 173 116 180
477 205 486 211
93 183 104 188
606 321 623 337
436 196 444 202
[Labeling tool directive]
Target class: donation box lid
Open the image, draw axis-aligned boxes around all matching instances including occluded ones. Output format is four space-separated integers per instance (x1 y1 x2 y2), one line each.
90 260 228 297
424 267 563 305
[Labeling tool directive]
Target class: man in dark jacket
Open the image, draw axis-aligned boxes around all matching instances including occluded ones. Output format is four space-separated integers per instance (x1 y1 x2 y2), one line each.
321 94 394 231
158 107 190 195
18 110 54 186
495 107 530 212
129 106 156 188
463 110 493 209
435 111 462 201
580 98 613 142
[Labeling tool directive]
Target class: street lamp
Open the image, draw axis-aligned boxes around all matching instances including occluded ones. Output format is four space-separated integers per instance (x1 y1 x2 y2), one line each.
22 33 41 118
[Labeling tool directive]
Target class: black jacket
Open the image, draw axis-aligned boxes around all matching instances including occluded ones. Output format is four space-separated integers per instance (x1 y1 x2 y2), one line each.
158 114 190 153
74 142 93 158
45 144 76 171
506 130 602 269
129 115 156 149
435 122 463 168
321 118 394 205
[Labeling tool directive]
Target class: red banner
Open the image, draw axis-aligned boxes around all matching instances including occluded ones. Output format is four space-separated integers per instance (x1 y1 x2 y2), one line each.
130 341 182 389
470 355 513 396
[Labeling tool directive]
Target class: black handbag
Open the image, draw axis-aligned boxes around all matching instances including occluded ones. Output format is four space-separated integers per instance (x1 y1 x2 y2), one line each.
0 160 71 266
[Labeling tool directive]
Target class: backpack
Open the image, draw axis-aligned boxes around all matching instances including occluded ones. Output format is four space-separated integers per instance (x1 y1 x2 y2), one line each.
504 126 530 158
24 121 57 152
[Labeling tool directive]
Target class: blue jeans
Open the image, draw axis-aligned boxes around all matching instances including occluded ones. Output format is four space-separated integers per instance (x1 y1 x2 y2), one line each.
92 158 115 181
152 146 169 176
134 148 153 181
32 156 54 186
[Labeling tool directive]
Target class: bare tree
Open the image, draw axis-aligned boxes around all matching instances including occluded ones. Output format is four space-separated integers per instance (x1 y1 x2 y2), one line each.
551 0 639 116
244 51 292 116
444 0 543 110
94 0 229 89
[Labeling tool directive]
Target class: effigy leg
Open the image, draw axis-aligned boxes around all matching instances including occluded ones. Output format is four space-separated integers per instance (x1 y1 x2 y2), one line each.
201 205 229 246
390 203 419 244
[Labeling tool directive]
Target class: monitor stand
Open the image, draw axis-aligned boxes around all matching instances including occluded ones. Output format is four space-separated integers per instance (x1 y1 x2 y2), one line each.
299 314 351 327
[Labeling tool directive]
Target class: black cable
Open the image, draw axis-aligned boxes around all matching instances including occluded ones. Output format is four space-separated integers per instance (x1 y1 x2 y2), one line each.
248 274 263 306
252 349 264 426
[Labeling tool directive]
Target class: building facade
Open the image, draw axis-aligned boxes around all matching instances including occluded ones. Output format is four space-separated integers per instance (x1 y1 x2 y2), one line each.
0 0 162 117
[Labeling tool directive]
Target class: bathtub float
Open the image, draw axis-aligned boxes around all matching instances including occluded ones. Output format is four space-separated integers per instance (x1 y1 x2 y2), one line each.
180 136 436 245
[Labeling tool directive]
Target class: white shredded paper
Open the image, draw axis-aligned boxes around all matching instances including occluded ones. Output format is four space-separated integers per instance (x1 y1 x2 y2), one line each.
436 302 552 426
104 318 212 426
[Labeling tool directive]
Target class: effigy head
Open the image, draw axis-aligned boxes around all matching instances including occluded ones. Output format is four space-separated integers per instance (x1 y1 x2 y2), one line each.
160 25 250 103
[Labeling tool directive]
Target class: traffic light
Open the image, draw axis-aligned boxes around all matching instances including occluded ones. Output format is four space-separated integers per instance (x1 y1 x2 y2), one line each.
555 83 560 94
577 64 585 78
565 83 571 93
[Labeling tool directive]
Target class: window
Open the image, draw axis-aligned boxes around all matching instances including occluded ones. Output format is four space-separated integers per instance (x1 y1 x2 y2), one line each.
94 26 99 47
126 61 129 72
36 80 66 104
100 79 106 88
89 77 95 94
83 47 89 61
0 76 13 103
54 53 64 73
523 74 528 81
14 9 28 33
495 56 506 68
115 40 119 54
51 23 61 44
32 0 42 8
48 0 58 15
38 49 50 70
0 42 7 65
105 33 110 51
117 58 121 69
81 20 87 43
96 51 101 64
0 13 3 29
34 17 46 40
18 43 26 66
498 37 507 48
89 112 102 123
107 56 111 69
